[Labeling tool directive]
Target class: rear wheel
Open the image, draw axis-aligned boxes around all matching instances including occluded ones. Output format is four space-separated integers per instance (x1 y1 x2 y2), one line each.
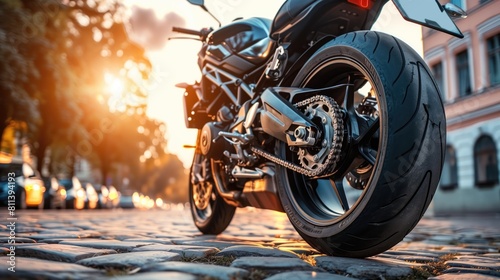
277 31 445 257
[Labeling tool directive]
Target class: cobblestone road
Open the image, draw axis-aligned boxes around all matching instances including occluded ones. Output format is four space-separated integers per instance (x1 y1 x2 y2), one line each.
0 207 499 279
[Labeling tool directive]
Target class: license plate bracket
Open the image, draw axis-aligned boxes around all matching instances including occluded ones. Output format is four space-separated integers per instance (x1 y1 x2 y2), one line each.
392 0 464 38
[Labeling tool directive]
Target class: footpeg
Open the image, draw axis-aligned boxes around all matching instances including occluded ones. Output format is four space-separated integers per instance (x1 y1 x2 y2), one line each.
231 166 264 179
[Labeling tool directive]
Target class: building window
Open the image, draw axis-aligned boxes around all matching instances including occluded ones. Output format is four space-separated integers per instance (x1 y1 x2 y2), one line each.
487 33 500 87
456 50 471 97
431 62 445 100
441 145 458 190
450 0 465 9
474 135 499 187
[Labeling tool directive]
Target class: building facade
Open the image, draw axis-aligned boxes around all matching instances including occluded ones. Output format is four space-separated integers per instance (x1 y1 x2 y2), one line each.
423 0 500 214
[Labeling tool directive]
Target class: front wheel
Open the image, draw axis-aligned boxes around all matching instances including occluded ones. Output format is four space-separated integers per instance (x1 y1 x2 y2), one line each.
189 147 236 234
277 31 446 257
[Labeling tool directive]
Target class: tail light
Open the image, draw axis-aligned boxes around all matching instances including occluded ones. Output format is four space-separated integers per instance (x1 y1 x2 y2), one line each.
348 0 370 9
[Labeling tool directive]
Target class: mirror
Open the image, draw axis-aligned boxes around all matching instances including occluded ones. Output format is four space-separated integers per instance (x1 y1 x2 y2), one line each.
187 0 204 6
443 3 467 19
187 0 221 27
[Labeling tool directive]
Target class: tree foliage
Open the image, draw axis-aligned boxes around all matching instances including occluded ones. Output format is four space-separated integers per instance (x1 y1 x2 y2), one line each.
0 0 185 197
0 0 42 136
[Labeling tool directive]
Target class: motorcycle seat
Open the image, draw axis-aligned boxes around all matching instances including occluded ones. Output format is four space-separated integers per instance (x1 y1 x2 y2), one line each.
271 0 317 40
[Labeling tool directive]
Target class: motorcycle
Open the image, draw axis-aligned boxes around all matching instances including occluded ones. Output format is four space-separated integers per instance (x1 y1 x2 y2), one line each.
173 0 465 257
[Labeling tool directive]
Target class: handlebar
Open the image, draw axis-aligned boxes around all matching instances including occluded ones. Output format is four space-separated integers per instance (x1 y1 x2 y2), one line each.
172 27 203 37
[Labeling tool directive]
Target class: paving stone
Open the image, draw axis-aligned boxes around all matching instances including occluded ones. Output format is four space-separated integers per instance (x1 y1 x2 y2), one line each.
1 242 47 248
437 246 488 254
60 239 153 252
18 232 86 240
15 244 116 262
482 253 500 258
132 244 219 258
441 267 500 277
458 237 490 244
445 259 500 270
38 223 73 229
428 235 458 244
37 237 86 244
154 233 190 239
275 246 319 255
378 253 438 263
430 272 500 279
104 271 197 280
266 271 356 280
122 238 173 245
404 232 429 242
230 256 313 272
175 240 261 249
216 245 298 258
100 233 150 240
384 250 441 258
142 261 249 280
455 255 500 261
0 256 102 280
315 256 413 279
76 251 181 269
16 226 43 233
463 244 499 252
0 237 36 244
40 227 84 232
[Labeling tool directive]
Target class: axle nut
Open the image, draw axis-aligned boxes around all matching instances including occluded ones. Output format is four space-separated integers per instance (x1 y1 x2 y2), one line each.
294 127 307 140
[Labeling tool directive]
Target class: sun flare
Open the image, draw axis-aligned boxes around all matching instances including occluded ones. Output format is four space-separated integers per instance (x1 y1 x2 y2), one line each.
104 72 125 97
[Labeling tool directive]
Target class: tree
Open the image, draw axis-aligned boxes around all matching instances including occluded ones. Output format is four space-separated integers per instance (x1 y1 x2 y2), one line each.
0 0 178 195
0 0 41 138
0 0 152 174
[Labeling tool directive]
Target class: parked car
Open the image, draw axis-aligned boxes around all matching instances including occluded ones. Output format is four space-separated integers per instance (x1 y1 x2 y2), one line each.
0 162 46 209
84 183 99 209
107 185 120 208
93 184 111 209
43 177 66 209
58 177 86 210
118 189 136 209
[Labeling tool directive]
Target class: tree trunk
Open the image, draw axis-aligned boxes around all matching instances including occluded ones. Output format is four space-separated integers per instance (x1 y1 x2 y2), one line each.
68 152 75 178
101 163 108 186
0 121 7 144
35 131 48 175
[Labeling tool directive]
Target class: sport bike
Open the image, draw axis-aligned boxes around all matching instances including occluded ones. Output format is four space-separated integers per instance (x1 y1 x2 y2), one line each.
173 0 465 257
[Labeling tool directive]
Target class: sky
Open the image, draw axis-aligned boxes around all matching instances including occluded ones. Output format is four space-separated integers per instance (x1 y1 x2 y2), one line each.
121 0 424 167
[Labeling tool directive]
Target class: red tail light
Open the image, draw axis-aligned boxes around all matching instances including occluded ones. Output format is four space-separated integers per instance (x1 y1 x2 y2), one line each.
348 0 370 9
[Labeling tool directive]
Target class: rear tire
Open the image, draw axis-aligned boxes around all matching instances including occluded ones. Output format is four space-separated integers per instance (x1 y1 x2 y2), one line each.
277 31 445 257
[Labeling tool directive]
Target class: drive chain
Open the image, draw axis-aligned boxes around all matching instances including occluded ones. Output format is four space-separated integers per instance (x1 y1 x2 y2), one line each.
251 95 344 177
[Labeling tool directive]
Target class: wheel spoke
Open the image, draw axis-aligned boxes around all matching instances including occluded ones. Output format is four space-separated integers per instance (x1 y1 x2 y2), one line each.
343 74 355 111
355 117 380 144
355 117 379 166
359 146 376 166
331 178 349 212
